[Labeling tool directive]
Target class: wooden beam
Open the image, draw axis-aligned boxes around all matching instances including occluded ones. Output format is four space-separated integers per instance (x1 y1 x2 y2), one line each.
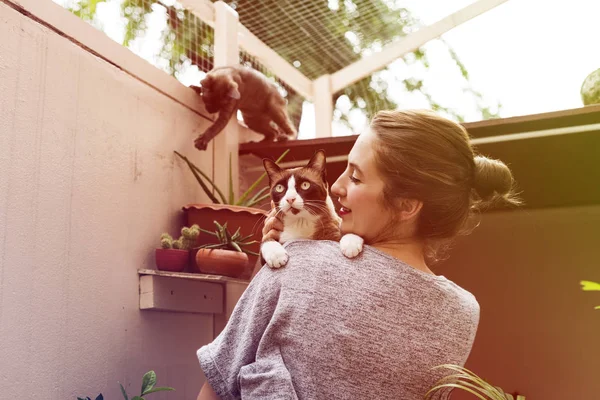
175 0 215 26
212 1 240 200
330 0 510 93
313 75 333 137
237 24 313 100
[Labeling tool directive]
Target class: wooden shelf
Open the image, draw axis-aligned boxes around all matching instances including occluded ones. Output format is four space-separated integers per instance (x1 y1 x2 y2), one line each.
138 269 249 315
138 269 249 284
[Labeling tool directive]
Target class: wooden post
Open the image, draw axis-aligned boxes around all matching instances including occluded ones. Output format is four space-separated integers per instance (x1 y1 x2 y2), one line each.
212 1 240 200
313 74 333 138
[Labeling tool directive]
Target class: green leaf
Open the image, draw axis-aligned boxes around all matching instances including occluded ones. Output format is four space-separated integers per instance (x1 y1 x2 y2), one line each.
245 193 271 208
581 280 600 291
119 383 129 400
238 233 254 242
199 243 227 249
236 149 289 206
131 397 144 400
142 387 175 395
244 250 259 256
228 153 234 204
231 227 241 241
174 151 226 204
199 228 218 237
231 242 242 252
141 371 156 395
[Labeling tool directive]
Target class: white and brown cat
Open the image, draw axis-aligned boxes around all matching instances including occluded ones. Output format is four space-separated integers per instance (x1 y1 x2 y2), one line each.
190 65 297 151
261 150 364 268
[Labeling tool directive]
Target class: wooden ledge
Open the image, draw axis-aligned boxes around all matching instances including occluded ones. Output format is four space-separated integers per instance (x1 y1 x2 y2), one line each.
138 269 249 314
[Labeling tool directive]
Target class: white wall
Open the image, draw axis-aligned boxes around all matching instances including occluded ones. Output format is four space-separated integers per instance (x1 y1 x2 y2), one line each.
0 2 218 398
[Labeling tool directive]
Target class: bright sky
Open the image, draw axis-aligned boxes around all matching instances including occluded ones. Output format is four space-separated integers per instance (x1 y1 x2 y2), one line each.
56 0 600 139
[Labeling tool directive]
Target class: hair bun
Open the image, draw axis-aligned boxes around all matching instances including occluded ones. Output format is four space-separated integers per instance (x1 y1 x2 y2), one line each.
473 156 521 209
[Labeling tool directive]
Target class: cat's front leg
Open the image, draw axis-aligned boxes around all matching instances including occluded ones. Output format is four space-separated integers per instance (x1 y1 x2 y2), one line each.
261 240 289 269
339 234 364 258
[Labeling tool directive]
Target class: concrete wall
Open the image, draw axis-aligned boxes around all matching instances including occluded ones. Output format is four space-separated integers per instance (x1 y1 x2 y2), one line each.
0 2 218 398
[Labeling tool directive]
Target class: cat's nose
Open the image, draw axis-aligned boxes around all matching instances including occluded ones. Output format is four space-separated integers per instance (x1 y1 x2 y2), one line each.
286 197 296 204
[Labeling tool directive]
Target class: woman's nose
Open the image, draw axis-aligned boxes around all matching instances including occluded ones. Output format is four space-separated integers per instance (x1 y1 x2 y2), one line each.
331 177 346 198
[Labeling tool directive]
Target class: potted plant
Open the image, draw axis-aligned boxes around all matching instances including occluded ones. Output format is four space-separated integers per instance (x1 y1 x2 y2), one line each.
425 365 525 400
174 149 289 265
194 221 259 279
155 225 200 272
78 370 174 400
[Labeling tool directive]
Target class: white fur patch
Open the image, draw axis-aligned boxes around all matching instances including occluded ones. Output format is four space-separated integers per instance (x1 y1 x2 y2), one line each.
339 234 364 258
280 210 318 242
279 176 303 213
261 241 289 269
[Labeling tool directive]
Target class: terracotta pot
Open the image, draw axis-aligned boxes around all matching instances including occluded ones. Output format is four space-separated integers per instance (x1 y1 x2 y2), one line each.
155 248 189 272
183 203 266 269
195 248 249 278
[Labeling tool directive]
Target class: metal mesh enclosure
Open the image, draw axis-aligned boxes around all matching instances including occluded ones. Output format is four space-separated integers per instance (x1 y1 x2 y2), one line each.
54 0 214 85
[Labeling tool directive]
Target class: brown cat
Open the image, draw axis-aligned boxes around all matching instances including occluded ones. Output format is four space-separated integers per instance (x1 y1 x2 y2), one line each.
261 150 364 268
190 65 297 151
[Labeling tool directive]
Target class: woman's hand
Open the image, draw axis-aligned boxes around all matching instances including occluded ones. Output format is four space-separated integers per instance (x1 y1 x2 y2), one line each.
262 207 283 243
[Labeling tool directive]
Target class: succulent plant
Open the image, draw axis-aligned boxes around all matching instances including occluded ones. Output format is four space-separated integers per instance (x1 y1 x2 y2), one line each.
159 225 200 250
198 221 259 256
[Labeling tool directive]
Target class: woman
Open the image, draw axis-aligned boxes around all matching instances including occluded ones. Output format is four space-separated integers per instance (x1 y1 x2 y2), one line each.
196 110 520 400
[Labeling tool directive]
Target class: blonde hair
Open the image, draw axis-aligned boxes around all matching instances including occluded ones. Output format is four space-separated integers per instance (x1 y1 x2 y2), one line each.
370 109 521 262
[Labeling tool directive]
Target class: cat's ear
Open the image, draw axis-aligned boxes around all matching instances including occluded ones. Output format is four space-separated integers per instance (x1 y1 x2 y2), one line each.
263 158 281 182
227 81 241 99
307 150 326 173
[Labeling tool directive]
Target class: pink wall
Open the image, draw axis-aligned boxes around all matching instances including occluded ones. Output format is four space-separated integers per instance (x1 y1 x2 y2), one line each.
440 206 600 399
0 3 218 398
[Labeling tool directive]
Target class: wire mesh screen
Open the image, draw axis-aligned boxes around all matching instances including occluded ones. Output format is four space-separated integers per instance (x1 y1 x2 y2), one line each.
239 51 307 137
216 0 498 136
53 0 214 86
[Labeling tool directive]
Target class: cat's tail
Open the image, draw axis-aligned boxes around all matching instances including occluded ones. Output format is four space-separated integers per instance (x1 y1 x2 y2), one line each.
195 99 239 151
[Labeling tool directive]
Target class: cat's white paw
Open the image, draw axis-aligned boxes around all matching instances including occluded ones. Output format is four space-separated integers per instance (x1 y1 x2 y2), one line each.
261 241 289 269
340 234 364 258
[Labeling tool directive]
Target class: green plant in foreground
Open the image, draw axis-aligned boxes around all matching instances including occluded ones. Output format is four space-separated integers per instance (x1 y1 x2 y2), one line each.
78 370 174 400
198 220 259 256
425 365 525 400
580 280 600 310
174 149 289 207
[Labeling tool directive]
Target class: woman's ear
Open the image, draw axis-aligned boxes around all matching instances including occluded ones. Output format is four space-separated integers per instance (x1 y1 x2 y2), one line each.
397 198 423 222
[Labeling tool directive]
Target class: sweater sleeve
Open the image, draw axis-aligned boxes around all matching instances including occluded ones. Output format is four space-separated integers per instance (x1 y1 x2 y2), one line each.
196 264 283 400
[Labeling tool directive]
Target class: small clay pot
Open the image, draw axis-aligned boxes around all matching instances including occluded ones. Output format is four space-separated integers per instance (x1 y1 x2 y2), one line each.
155 248 189 272
196 248 249 278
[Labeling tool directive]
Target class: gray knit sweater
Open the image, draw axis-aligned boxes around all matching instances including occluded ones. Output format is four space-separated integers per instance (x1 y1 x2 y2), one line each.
198 239 480 400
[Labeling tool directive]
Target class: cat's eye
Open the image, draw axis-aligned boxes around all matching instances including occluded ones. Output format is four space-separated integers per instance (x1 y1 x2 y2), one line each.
300 181 311 190
275 184 285 193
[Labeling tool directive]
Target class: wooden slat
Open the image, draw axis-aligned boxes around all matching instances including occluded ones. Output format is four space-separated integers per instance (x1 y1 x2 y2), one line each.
330 0 510 93
138 269 249 284
237 24 313 100
139 274 224 314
